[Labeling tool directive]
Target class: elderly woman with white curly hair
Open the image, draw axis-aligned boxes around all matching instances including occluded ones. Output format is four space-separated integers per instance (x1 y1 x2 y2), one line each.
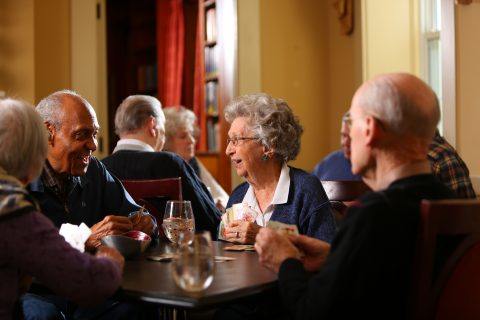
223 93 336 244
0 98 123 319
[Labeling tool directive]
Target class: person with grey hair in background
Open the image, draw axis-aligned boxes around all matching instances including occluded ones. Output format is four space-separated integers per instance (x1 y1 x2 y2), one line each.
222 93 336 244
102 95 221 236
163 106 229 211
0 98 123 319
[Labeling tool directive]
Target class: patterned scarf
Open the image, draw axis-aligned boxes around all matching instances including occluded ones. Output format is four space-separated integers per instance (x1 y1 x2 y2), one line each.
0 167 37 218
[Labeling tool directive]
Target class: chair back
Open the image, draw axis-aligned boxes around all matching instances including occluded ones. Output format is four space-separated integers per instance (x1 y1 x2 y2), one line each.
121 178 182 222
320 180 371 222
410 199 480 320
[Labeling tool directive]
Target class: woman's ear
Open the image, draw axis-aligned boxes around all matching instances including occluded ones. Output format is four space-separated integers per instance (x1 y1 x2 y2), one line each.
262 145 275 160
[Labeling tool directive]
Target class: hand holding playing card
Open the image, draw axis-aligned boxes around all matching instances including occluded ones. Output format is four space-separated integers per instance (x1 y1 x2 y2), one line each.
224 220 261 244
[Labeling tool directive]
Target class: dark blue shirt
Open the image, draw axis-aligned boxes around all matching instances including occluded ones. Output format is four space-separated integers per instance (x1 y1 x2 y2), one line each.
313 150 362 181
28 157 141 228
227 167 336 243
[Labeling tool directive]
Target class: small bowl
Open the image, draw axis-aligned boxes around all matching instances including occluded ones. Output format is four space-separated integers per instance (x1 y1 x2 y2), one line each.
101 231 151 259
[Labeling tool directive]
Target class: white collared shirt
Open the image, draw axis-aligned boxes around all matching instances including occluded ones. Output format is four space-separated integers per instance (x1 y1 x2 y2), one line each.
241 164 290 226
113 138 155 153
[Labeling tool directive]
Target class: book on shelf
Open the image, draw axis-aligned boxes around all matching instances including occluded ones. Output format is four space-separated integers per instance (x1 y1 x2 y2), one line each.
137 63 157 93
205 82 218 116
204 46 218 77
205 8 217 42
206 119 220 152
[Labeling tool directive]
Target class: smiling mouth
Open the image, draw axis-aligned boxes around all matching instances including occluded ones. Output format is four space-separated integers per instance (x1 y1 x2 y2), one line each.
78 155 90 165
231 159 242 166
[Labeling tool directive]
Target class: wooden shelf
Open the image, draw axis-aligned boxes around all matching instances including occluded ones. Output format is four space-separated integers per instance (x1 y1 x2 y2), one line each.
204 0 216 9
205 74 218 82
204 40 217 47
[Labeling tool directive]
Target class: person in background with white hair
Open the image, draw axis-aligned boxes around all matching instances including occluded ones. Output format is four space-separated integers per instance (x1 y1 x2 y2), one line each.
163 106 229 211
0 98 123 320
255 73 455 320
102 95 221 236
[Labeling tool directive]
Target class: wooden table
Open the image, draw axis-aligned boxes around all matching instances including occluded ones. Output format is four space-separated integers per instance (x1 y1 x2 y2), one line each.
121 241 277 309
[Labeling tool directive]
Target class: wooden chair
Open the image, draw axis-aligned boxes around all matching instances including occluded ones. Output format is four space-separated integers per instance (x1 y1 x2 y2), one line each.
320 180 371 222
121 178 182 222
410 199 480 320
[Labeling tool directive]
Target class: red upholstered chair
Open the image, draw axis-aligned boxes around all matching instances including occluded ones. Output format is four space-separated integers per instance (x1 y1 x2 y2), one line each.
410 199 480 320
121 178 182 222
320 180 371 222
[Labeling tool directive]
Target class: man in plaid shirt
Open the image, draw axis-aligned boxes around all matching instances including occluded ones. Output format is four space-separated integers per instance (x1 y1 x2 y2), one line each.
428 130 476 199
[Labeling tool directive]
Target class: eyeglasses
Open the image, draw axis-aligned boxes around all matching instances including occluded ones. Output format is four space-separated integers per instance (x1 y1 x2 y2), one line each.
342 112 352 127
226 137 258 147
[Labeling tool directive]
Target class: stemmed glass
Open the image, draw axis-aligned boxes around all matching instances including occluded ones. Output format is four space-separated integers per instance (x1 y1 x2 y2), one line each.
162 200 195 244
171 231 215 292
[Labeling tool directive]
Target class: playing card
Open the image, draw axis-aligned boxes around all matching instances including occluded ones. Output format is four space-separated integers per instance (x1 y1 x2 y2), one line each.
224 245 256 251
266 220 299 236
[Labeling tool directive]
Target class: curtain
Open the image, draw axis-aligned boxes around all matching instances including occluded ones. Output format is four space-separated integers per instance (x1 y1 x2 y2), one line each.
156 0 185 106
156 0 206 150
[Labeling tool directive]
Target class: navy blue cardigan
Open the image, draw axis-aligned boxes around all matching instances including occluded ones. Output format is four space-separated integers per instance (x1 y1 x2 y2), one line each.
227 167 336 243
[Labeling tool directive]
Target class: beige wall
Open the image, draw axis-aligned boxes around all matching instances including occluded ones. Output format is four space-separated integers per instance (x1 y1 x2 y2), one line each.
34 0 71 101
0 0 35 103
0 0 70 104
456 4 480 178
361 0 420 79
327 0 363 149
259 0 330 171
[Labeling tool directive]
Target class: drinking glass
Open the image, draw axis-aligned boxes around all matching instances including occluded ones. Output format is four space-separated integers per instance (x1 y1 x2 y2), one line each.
171 231 215 292
162 200 195 244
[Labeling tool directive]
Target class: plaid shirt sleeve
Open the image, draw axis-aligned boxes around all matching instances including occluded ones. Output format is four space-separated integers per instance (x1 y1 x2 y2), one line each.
429 137 477 199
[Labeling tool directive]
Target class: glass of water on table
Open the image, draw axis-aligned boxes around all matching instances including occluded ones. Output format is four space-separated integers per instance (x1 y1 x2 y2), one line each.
162 200 195 244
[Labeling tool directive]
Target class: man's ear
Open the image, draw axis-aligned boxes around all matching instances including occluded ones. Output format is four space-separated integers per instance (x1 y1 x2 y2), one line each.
148 116 157 137
45 122 56 146
364 116 383 147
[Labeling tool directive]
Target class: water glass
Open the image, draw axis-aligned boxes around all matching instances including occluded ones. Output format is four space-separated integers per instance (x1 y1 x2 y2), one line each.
162 200 195 244
171 231 215 292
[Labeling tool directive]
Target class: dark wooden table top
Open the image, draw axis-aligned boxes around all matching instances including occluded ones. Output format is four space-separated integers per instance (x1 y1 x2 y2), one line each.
121 241 278 308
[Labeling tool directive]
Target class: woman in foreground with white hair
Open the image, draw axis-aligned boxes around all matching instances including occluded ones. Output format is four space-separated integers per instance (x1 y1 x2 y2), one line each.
0 98 123 319
222 93 336 244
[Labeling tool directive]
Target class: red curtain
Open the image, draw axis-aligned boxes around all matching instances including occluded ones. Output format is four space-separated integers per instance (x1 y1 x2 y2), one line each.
156 0 206 150
156 0 185 106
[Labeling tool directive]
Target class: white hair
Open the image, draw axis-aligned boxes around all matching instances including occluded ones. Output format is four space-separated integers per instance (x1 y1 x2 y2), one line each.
358 78 440 140
225 93 303 163
36 89 91 129
0 98 48 181
163 106 198 139
115 95 164 136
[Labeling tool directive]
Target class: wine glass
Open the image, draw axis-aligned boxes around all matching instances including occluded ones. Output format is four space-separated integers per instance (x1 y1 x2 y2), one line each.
162 200 195 244
172 231 215 292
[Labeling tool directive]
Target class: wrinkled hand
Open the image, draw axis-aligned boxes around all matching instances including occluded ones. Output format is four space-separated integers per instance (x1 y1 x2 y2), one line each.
131 213 155 236
225 220 261 244
95 245 125 272
255 228 301 273
85 215 133 251
289 234 330 272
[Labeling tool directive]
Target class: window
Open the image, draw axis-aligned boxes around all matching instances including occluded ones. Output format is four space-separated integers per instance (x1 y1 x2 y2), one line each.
420 0 442 130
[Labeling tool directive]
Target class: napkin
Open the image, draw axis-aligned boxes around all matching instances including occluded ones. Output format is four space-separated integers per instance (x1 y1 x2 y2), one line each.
59 223 92 252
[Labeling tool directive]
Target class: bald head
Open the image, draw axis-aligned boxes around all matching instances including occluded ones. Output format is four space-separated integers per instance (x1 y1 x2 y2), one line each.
353 73 440 143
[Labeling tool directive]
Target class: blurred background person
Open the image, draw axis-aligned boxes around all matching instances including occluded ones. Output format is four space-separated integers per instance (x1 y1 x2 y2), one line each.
103 95 221 236
0 98 123 320
163 106 229 210
313 111 361 181
223 93 336 244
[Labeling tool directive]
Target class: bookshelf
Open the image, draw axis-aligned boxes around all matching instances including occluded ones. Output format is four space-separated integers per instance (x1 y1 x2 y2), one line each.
197 0 237 192
106 0 157 152
105 0 236 192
